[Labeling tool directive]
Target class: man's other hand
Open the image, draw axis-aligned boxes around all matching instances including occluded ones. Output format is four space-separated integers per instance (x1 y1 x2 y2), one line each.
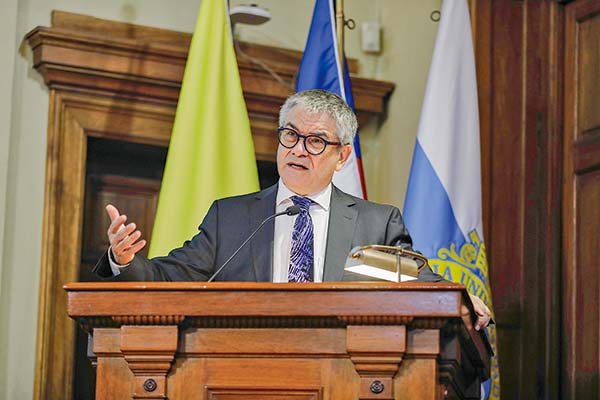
106 204 146 265
469 293 492 331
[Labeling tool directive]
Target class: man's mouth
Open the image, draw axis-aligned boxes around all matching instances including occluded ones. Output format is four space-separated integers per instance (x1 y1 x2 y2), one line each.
287 162 308 170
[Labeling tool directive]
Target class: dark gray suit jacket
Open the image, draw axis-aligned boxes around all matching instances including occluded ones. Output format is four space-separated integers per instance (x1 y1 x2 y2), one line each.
94 184 443 282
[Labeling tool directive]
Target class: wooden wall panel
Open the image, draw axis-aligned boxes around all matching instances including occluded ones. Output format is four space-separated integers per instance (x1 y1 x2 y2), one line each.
577 15 600 136
473 0 600 398
474 0 564 398
487 0 525 321
573 172 600 397
563 1 600 398
521 2 564 400
480 2 526 398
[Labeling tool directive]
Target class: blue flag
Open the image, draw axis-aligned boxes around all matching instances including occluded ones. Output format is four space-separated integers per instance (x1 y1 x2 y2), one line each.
297 0 366 198
403 0 500 398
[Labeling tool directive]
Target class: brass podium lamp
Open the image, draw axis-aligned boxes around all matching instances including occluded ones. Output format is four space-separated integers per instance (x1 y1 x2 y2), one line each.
344 245 428 282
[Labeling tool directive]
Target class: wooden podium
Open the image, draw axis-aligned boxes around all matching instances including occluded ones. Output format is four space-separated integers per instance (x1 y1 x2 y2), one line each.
65 282 491 400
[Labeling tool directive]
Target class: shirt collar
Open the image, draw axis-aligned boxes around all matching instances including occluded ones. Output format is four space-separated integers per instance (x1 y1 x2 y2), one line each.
276 179 332 211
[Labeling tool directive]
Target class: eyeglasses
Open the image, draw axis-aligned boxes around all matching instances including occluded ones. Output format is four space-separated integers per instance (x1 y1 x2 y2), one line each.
277 127 342 155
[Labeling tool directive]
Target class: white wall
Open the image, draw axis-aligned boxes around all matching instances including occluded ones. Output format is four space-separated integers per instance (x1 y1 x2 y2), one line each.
0 0 20 397
0 1 439 398
361 0 441 209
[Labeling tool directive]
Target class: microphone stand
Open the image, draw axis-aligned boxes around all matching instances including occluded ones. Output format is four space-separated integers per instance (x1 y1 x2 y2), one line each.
207 205 301 282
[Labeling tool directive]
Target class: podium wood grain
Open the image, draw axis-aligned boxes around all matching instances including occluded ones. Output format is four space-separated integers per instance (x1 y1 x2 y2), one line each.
65 282 491 399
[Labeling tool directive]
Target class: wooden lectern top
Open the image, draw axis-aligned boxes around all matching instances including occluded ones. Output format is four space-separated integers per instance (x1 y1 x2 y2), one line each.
65 282 472 317
65 282 491 368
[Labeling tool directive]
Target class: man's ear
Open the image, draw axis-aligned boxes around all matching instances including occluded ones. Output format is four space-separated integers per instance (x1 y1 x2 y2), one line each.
335 144 353 172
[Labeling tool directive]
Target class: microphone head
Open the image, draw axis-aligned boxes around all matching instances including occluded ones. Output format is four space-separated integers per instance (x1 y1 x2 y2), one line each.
285 205 302 216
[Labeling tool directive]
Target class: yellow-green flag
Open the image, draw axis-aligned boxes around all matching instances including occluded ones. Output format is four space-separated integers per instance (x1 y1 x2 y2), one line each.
149 0 259 257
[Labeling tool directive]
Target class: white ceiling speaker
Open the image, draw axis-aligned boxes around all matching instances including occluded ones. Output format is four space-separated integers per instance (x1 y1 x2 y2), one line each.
229 4 271 26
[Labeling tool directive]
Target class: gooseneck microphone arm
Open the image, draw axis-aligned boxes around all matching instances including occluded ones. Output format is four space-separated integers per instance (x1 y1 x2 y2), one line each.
207 205 301 282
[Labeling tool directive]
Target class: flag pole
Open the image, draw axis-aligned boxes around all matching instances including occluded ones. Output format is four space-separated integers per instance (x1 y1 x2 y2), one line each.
297 0 367 199
335 0 345 73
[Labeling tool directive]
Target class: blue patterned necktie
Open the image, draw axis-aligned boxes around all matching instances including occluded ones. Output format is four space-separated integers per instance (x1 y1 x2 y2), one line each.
288 196 314 282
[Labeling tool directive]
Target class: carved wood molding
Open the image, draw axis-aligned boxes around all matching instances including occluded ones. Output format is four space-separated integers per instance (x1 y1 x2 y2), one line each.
346 326 406 400
121 326 178 399
205 386 322 400
73 315 448 330
26 11 395 140
339 315 414 325
113 315 185 326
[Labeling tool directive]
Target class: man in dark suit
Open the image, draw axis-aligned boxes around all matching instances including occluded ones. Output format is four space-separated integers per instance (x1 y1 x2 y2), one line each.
95 89 491 330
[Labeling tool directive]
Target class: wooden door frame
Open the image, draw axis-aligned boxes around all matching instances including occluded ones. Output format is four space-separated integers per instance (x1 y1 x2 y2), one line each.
34 91 174 399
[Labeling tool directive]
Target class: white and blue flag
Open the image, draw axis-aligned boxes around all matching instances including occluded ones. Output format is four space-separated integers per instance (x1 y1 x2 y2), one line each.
403 0 500 398
297 0 367 199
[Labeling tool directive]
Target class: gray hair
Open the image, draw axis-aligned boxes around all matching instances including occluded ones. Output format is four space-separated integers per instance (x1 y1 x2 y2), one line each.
279 89 358 145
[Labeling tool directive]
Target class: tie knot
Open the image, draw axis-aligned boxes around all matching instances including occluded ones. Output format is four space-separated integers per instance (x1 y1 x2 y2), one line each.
291 196 312 213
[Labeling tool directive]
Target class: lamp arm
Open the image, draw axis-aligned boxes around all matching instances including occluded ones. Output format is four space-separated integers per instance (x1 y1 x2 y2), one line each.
350 244 429 273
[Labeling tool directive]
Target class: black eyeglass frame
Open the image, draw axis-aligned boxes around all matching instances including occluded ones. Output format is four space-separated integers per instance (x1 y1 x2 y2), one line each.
277 127 343 155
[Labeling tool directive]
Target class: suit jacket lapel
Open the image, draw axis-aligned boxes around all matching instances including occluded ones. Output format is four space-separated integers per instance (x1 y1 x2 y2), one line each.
249 184 278 282
323 186 358 281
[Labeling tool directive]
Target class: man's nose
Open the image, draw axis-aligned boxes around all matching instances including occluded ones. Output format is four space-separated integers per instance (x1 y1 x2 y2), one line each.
291 137 309 155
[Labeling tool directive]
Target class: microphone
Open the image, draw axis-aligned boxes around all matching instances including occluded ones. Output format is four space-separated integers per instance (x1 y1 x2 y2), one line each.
207 205 301 282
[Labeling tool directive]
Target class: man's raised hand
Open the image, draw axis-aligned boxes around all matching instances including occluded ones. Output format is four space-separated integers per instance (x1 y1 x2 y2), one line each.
106 204 146 265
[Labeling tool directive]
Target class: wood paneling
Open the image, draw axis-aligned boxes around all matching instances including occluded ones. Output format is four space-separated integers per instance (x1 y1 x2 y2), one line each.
563 1 600 398
205 387 321 400
473 0 564 398
577 11 600 136
65 283 492 400
473 0 600 398
573 171 600 394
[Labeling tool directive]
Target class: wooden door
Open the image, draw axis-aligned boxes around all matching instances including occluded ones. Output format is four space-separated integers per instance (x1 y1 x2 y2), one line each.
562 0 600 398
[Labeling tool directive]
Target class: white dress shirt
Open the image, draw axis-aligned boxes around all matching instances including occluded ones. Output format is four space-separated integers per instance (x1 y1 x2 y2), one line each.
272 179 332 282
